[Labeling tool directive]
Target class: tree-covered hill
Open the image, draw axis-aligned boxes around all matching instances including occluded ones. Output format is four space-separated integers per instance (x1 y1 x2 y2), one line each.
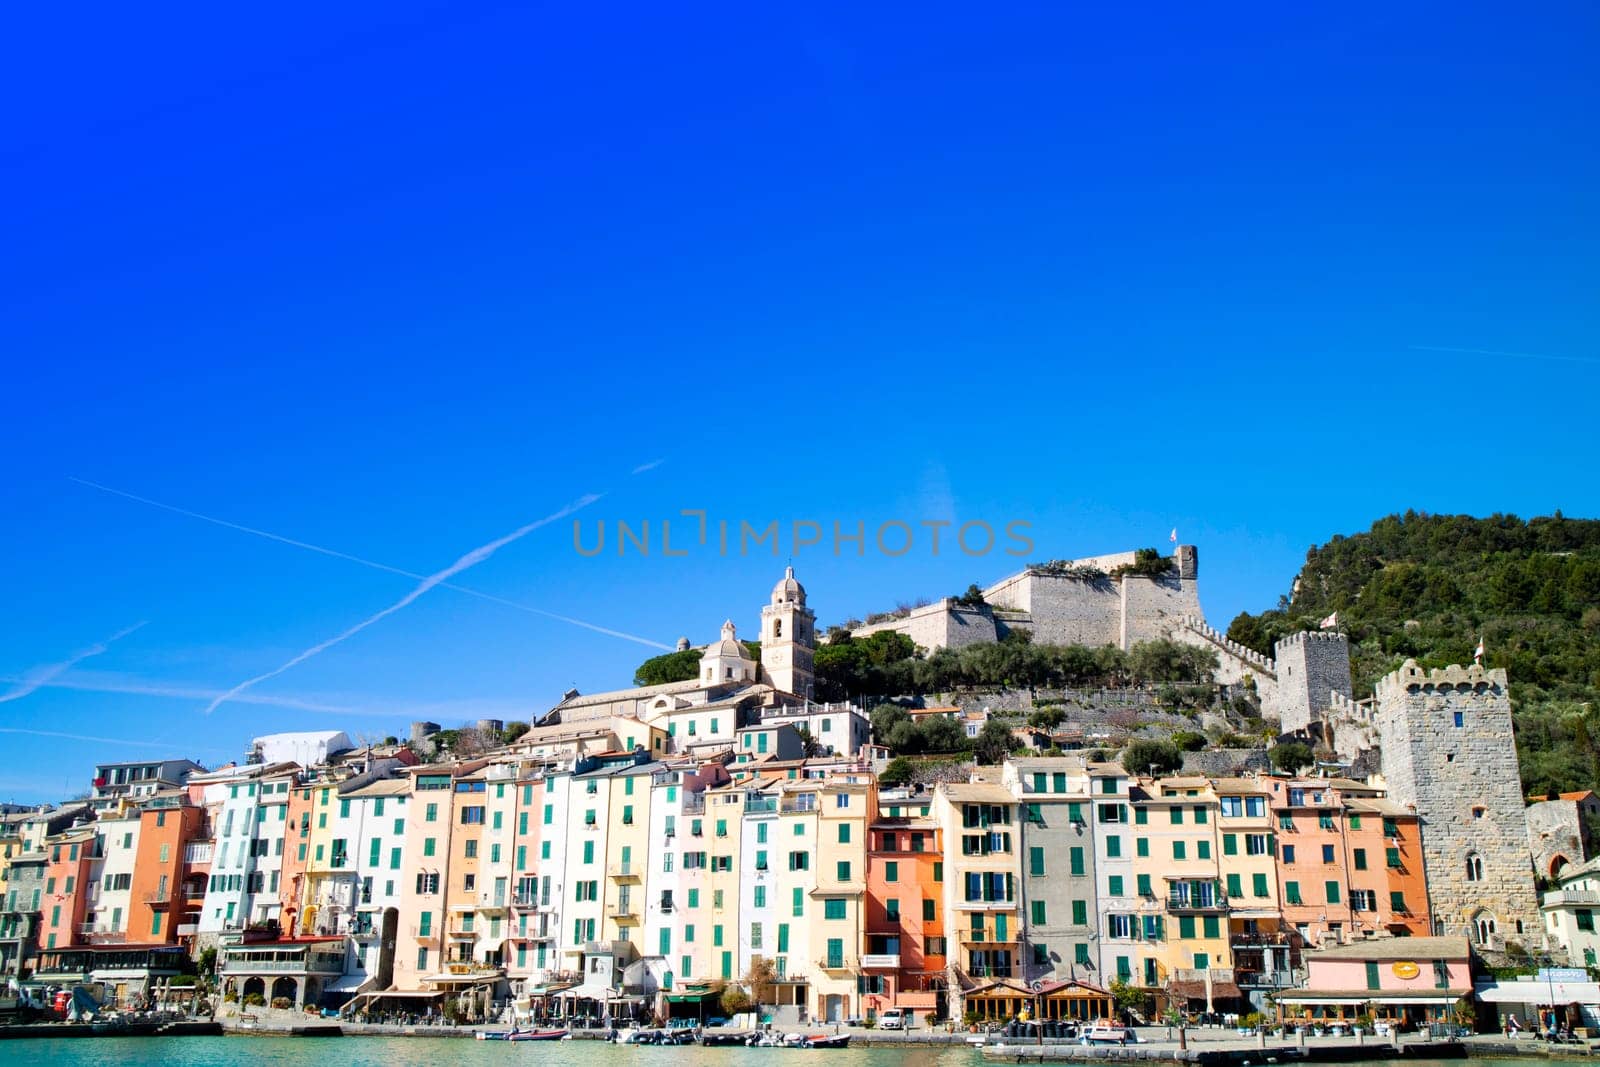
1225 511 1600 797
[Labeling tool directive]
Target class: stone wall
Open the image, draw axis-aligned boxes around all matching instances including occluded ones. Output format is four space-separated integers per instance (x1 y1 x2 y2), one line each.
1169 615 1281 719
849 599 1000 650
1374 660 1540 947
1273 631 1353 736
1180 748 1271 776
1527 796 1600 881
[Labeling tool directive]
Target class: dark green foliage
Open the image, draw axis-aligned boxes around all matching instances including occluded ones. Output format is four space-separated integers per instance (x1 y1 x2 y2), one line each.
879 757 915 785
974 720 1022 765
502 722 530 744
1121 739 1183 775
1028 706 1066 731
953 584 989 609
869 703 971 756
633 648 705 686
1270 741 1314 772
1110 548 1177 580
1170 730 1208 752
1228 511 1600 794
813 631 920 701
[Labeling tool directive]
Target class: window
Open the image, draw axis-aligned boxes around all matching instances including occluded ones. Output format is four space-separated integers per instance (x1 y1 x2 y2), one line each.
1246 834 1270 856
1105 836 1121 859
1136 837 1149 857
1321 844 1335 863
1252 873 1269 897
793 888 805 916
1029 847 1045 876
1134 807 1148 825
1107 875 1123 897
1390 891 1408 914
1193 805 1208 824
1353 848 1367 870
1072 899 1087 925
837 824 850 844
884 861 898 883
463 839 477 859
836 861 851 882
1172 841 1185 861
1170 808 1183 825
1466 854 1484 882
1031 901 1047 925
1223 834 1237 856
1578 910 1596 933
1069 847 1084 876
1197 840 1211 860
1136 874 1152 897
923 898 936 921
1386 847 1402 868
1226 873 1242 898
1284 881 1301 904
1325 880 1341 904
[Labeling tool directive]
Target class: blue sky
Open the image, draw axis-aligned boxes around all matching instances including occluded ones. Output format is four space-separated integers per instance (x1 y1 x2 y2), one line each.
2 2 1596 802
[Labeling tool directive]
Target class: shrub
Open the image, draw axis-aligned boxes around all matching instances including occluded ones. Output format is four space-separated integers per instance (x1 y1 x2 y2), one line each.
271 996 292 1010
242 992 266 1007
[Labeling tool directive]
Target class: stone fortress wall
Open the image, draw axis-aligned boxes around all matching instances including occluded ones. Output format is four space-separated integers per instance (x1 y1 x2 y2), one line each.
1373 660 1541 946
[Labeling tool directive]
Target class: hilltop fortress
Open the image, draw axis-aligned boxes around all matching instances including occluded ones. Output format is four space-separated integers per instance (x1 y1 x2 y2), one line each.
850 544 1541 947
847 545 1353 730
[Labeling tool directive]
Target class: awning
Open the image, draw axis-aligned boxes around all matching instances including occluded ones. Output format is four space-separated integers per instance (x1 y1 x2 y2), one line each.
1171 980 1243 1000
527 983 577 997
1278 991 1469 1006
665 990 721 1003
1475 981 1600 1006
348 990 444 1003
566 983 619 1000
326 973 371 992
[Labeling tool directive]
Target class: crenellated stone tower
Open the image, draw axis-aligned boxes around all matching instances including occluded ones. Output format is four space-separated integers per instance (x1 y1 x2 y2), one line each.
1374 659 1540 949
1274 630 1354 735
760 566 815 697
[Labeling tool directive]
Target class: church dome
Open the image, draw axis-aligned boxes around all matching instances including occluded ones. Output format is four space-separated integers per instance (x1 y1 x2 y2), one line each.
771 566 806 605
703 619 753 661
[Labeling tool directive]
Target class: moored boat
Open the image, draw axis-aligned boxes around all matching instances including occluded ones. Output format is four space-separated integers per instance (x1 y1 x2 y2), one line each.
507 1029 569 1041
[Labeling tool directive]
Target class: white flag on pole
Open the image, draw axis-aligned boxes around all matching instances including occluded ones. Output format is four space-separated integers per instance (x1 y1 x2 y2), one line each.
1319 612 1338 630
1169 528 1178 544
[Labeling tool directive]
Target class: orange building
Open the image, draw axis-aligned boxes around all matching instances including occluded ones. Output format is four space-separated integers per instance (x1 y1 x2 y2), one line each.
40 827 98 951
278 781 316 932
864 806 946 1022
127 798 207 949
1272 777 1428 949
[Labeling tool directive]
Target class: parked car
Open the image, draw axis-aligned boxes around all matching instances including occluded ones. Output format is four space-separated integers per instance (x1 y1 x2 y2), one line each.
1080 1024 1136 1046
878 1009 907 1030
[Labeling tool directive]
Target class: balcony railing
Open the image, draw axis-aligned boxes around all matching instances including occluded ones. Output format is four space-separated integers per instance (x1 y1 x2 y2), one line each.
608 863 642 881
1167 893 1228 913
860 953 900 969
144 889 172 906
1543 889 1600 907
1236 969 1298 988
816 956 850 972
79 926 126 944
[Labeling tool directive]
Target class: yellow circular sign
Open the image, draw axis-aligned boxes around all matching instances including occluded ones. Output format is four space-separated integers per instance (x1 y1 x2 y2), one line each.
1392 961 1420 979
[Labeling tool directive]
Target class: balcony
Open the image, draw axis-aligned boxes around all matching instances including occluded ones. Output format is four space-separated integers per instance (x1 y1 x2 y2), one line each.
608 863 643 882
860 953 900 969
175 923 198 937
958 930 1021 945
79 926 126 944
1543 889 1600 908
447 927 477 940
478 896 509 914
1236 969 1298 989
144 889 173 908
953 899 1017 912
1167 893 1228 914
607 902 639 921
410 925 441 943
815 956 851 972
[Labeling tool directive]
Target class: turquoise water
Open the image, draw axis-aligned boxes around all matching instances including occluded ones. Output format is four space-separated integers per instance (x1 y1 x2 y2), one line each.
0 1044 1589 1067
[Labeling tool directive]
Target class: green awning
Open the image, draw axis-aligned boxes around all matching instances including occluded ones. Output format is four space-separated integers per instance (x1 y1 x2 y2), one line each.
665 990 721 1003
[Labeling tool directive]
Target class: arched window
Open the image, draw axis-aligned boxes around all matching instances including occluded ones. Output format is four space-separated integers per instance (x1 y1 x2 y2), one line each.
1466 853 1484 882
1552 855 1570 878
1473 913 1498 945
774 619 783 639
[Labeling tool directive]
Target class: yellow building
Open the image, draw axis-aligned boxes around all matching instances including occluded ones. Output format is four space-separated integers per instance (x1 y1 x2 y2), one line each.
1212 776 1285 1004
935 781 1022 1017
771 778 821 1022
810 776 871 1023
1130 776 1230 1008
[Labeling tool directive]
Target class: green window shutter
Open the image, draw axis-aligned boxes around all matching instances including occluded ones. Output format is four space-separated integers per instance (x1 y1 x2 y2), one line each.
1069 848 1084 876
1107 875 1123 897
1172 841 1185 860
1071 899 1087 925
885 861 898 883
1325 880 1341 904
933 861 943 882
1223 834 1237 856
1178 916 1196 939
1031 901 1046 925
1197 840 1211 860
1226 873 1242 897
1029 847 1045 876
1252 872 1269 897
793 888 804 916
1390 891 1406 913
1136 837 1149 858
1386 847 1401 868
1136 874 1152 897
1134 807 1148 825
1366 961 1381 990
923 899 935 921
1285 881 1301 904
1202 915 1219 939
778 923 790 952
1353 848 1367 870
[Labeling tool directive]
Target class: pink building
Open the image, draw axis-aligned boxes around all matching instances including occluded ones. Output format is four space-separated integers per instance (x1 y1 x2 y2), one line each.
1276 936 1471 1031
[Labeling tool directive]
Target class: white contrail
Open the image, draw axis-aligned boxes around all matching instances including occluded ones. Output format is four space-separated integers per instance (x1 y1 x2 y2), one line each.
71 478 673 651
0 671 372 714
203 492 603 714
1409 344 1599 366
0 622 147 705
631 459 666 474
0 727 180 750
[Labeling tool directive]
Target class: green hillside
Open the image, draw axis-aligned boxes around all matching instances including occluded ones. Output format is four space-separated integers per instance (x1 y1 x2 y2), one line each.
1225 511 1600 797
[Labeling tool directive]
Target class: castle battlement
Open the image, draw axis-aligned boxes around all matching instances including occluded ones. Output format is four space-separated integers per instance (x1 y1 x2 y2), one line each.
1327 690 1371 722
1376 659 1508 697
1177 614 1277 675
1275 630 1348 648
